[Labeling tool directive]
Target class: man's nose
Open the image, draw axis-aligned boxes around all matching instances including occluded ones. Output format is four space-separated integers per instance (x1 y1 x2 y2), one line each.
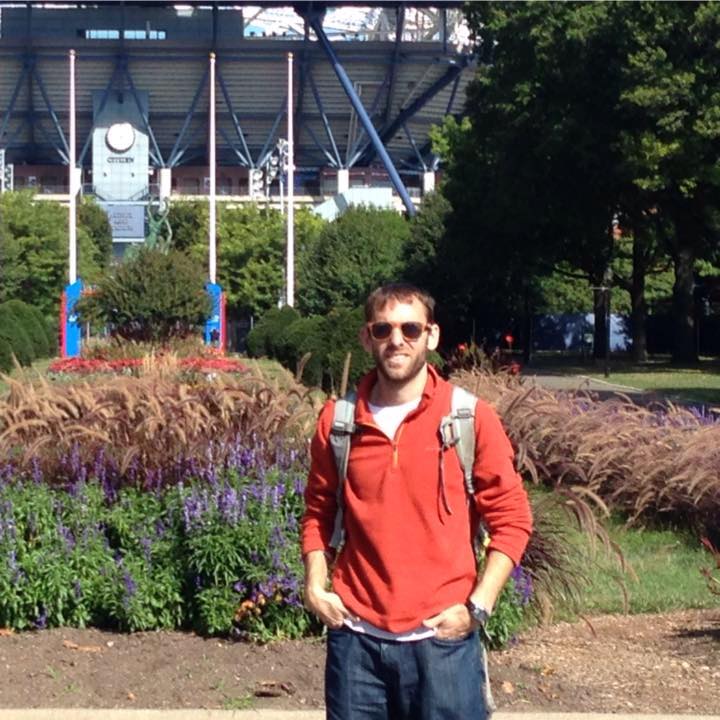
388 326 406 345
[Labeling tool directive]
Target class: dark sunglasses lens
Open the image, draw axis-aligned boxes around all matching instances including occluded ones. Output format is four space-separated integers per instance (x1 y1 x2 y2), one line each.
370 322 392 340
401 322 424 340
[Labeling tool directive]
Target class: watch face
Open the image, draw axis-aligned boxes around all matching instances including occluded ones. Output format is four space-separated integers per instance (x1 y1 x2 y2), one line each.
105 122 136 153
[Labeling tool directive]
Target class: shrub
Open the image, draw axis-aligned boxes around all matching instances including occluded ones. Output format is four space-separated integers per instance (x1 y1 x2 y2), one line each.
280 315 329 387
0 304 34 367
324 306 374 391
27 304 57 356
245 306 300 358
0 340 12 374
0 458 309 639
76 247 211 344
250 305 374 392
2 300 51 358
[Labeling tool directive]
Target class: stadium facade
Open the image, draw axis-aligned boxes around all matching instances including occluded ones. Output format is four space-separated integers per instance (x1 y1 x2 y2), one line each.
0 1 475 252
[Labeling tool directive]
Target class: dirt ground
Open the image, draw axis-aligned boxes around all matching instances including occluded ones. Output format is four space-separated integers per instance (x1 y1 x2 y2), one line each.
0 609 718 713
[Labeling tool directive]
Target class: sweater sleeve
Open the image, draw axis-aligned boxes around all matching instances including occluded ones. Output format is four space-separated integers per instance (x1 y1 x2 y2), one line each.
300 400 340 557
471 400 533 566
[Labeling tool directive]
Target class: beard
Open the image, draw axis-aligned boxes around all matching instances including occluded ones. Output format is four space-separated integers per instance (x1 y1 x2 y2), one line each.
372 345 428 387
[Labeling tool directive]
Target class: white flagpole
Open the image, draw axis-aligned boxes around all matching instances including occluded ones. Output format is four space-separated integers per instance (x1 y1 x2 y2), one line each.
68 49 77 284
286 52 295 307
208 52 217 284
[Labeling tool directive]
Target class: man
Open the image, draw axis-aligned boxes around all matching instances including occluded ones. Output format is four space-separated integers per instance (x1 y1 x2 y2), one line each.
301 283 532 720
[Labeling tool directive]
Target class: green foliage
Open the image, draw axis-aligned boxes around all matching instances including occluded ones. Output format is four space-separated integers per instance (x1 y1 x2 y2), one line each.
245 306 301 358
276 315 328 386
0 191 107 318
29 305 59 357
323 306 374 391
0 482 116 630
171 201 325 318
76 246 211 343
78 197 113 269
484 578 526 650
2 300 51 358
0 468 309 640
298 206 411 316
167 200 208 253
450 1 720 362
248 305 373 392
0 338 12 374
405 191 452 292
0 304 34 367
182 470 309 640
101 488 186 631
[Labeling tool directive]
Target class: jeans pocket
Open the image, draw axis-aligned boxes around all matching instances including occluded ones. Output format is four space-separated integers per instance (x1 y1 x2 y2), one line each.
429 630 474 646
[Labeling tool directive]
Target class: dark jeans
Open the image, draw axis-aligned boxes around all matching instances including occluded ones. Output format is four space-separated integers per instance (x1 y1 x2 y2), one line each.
325 627 490 720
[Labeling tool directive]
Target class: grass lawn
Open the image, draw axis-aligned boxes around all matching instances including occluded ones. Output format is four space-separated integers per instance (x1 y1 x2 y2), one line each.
528 353 720 406
560 516 716 619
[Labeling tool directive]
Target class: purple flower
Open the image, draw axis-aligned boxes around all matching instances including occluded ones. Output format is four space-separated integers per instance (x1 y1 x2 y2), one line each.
34 608 48 629
511 565 533 605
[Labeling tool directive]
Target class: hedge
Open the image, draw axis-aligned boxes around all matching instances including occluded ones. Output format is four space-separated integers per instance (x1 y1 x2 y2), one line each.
0 305 35 369
3 299 51 358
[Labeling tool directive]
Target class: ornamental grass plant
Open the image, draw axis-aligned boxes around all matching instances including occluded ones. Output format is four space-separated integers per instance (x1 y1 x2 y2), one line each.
453 368 720 535
0 364 321 489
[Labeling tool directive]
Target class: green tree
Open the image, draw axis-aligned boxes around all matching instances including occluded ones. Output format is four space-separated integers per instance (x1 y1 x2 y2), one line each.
167 200 208 253
0 191 105 318
177 202 324 319
298 206 411 316
78 196 113 269
453 1 720 363
76 247 210 343
617 1 720 361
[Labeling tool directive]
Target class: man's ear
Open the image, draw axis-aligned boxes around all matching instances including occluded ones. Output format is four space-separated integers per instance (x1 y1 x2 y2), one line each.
359 324 373 353
427 323 440 351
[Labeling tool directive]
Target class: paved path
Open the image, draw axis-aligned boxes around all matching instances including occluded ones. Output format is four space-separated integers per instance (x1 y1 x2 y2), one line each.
521 370 645 397
0 713 719 720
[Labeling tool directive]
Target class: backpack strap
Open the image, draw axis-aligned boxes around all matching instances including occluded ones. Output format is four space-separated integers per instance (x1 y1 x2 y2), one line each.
439 385 478 497
328 391 357 550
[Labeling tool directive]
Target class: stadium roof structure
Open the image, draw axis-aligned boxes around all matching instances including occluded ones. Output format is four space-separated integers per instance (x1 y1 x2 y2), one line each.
0 1 476 211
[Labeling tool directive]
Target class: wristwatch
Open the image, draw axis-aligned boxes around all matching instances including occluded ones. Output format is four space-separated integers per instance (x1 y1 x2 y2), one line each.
465 598 491 627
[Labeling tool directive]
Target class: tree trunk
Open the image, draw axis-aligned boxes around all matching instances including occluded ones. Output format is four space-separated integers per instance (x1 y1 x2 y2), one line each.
671 245 697 364
593 287 608 361
630 236 648 363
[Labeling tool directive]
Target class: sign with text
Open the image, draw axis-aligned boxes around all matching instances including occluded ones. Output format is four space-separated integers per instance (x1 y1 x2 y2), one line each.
104 203 145 240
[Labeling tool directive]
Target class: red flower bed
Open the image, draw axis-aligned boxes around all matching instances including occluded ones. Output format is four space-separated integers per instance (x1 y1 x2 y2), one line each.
48 356 248 376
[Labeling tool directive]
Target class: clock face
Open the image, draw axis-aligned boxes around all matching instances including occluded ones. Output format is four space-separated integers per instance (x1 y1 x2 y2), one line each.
105 122 135 153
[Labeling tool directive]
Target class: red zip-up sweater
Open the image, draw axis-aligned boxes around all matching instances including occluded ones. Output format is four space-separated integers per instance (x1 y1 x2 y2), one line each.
301 365 532 633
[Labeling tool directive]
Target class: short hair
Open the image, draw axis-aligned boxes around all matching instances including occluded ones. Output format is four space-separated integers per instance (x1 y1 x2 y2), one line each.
364 283 436 323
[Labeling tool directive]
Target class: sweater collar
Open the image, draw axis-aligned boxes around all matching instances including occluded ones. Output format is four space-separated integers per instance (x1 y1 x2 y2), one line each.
354 364 440 425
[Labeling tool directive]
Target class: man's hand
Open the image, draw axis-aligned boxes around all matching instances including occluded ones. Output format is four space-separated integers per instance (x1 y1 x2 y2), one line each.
422 603 475 640
305 585 352 629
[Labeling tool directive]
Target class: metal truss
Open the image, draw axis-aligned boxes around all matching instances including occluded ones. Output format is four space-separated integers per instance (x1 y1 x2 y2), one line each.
0 2 475 204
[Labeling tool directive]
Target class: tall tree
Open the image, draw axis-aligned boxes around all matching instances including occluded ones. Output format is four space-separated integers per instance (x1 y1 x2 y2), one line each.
0 191 105 318
618 1 720 362
442 1 720 362
298 206 410 316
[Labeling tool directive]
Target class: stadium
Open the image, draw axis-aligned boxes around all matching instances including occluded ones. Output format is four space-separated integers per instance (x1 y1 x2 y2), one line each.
0 1 474 243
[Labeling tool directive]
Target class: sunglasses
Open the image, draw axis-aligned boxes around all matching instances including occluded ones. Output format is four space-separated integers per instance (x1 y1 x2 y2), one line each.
368 321 430 342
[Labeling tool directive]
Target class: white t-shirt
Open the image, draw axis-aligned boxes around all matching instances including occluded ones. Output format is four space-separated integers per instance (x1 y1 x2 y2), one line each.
343 395 436 642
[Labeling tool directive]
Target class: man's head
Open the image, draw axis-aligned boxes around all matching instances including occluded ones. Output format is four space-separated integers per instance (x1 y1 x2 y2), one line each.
364 283 435 325
361 283 440 390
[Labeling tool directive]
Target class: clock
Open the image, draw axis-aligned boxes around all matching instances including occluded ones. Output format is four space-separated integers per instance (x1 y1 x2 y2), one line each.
105 122 136 153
